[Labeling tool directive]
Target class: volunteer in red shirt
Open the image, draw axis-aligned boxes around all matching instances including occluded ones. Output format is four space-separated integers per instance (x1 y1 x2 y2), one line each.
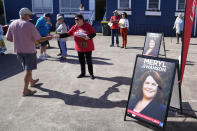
54 14 96 79
110 10 120 47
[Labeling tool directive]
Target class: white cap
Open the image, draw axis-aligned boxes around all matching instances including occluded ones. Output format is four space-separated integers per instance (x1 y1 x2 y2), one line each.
19 8 32 16
57 16 63 21
113 10 118 13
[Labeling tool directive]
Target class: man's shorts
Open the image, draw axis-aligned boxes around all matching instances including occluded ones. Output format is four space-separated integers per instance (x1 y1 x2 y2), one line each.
17 53 37 70
40 40 49 47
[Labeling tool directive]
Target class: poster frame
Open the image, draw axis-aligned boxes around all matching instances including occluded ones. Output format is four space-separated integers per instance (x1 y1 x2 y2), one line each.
142 32 163 57
160 33 166 58
124 54 179 129
169 62 183 113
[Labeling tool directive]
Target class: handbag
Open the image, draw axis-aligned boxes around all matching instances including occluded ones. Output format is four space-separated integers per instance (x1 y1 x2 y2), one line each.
80 41 88 48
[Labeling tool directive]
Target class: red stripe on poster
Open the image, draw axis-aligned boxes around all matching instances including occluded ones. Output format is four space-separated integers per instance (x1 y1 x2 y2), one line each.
127 109 161 125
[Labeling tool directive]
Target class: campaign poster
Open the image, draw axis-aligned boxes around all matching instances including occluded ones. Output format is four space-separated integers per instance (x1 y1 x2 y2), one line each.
142 33 162 57
126 55 178 128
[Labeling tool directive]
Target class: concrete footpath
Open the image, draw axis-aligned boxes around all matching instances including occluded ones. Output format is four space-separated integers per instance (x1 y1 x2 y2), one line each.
0 34 197 131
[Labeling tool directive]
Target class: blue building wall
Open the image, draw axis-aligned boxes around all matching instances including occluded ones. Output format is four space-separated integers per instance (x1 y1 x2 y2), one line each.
134 0 176 36
106 0 181 36
4 0 32 23
3 0 197 36
106 0 197 36
4 0 90 30
82 0 89 10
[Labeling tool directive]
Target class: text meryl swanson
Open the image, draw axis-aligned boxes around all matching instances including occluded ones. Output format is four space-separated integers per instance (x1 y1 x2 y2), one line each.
142 59 166 72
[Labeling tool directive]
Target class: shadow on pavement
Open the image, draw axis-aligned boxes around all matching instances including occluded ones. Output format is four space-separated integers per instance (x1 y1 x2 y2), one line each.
32 76 132 108
33 83 127 108
0 54 23 81
46 46 59 49
96 76 131 86
46 55 113 65
181 102 197 119
126 46 144 50
186 60 195 66
190 43 197 45
126 107 197 131
166 121 197 131
125 119 197 131
0 54 43 81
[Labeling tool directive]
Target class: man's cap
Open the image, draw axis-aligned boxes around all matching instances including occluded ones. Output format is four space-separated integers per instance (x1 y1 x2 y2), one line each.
57 16 64 21
56 13 62 17
113 10 118 13
19 8 32 16
44 13 51 18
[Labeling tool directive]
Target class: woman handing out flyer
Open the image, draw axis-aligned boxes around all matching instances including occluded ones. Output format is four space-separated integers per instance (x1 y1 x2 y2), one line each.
54 14 96 79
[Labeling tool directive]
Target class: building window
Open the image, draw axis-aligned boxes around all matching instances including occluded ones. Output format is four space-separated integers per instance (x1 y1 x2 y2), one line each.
60 0 81 13
147 0 161 11
118 0 131 10
32 0 53 13
176 0 185 11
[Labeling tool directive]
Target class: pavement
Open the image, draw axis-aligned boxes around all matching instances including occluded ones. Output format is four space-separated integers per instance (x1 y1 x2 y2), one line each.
0 34 197 131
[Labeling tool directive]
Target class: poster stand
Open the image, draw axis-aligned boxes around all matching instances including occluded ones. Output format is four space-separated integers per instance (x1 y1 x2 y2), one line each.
159 34 167 58
168 62 183 113
124 54 182 129
142 32 166 58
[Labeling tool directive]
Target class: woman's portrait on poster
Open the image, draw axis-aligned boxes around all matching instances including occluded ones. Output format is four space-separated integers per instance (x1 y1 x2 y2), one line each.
128 70 167 122
143 38 159 57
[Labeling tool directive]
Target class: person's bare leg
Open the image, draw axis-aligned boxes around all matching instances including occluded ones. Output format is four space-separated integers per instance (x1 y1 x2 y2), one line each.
43 46 47 56
30 71 39 87
43 46 46 53
23 70 37 95
40 46 44 54
23 70 32 94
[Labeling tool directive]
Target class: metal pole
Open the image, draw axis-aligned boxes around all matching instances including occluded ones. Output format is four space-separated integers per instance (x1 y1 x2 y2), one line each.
194 7 197 36
2 0 7 24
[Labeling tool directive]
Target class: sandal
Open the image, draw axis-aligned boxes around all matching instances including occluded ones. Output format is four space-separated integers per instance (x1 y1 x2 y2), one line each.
30 79 39 87
23 89 37 96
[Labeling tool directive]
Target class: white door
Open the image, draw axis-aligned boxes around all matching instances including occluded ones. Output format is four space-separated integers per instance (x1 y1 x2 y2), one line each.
89 0 95 11
89 0 95 21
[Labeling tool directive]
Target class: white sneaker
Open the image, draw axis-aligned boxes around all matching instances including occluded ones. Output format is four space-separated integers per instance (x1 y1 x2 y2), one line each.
44 53 51 58
39 54 46 60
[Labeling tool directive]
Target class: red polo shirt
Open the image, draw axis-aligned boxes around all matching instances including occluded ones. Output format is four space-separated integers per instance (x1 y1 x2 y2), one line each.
110 16 120 29
67 22 95 52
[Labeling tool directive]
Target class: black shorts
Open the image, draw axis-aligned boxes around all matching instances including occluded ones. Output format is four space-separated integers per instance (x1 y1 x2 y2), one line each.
40 40 49 47
17 53 37 70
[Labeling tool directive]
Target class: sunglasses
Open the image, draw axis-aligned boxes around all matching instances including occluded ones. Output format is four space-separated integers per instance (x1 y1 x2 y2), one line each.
75 18 80 21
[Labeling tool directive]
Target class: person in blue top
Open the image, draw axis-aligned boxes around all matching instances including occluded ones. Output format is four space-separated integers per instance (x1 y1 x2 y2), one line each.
128 70 166 123
35 13 52 60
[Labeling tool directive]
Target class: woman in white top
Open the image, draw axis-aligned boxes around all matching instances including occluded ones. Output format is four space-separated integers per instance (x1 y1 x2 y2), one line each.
173 13 184 44
119 12 129 49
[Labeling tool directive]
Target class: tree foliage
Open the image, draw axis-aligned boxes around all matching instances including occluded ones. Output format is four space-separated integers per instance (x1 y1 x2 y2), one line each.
0 0 4 24
0 0 3 15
